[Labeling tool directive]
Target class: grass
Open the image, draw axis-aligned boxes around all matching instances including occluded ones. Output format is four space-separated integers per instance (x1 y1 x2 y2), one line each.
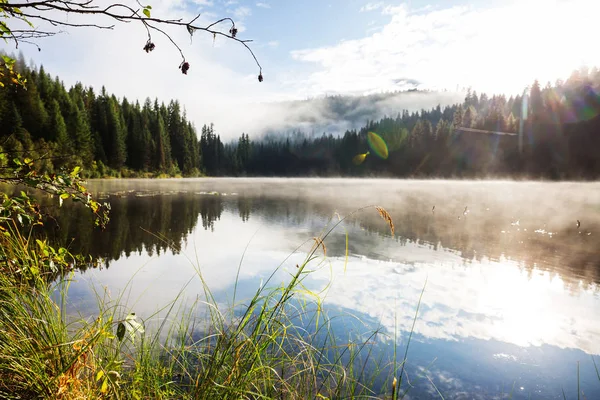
0 206 422 399
3 204 597 399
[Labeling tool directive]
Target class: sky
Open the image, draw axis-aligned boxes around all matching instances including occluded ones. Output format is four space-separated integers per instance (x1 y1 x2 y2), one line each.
2 0 600 139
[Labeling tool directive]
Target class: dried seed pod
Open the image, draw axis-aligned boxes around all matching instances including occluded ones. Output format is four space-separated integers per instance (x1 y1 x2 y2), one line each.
179 61 190 75
229 27 238 38
143 40 155 53
258 73 263 82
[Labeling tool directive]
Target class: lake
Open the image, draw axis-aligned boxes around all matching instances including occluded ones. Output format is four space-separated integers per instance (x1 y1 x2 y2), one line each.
52 178 600 399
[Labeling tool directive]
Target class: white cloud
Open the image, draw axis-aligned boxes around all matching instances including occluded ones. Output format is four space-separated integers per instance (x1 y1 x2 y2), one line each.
232 6 252 19
191 0 214 6
267 40 279 47
307 253 600 356
360 2 384 12
256 2 271 9
293 0 600 96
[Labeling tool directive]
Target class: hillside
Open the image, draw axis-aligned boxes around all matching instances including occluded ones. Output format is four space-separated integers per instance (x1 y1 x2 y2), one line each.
1 60 600 179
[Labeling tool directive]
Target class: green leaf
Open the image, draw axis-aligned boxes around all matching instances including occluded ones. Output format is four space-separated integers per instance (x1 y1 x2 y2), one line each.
71 166 81 176
124 313 144 343
145 5 152 9
107 371 121 383
116 322 125 341
143 8 150 18
60 193 70 200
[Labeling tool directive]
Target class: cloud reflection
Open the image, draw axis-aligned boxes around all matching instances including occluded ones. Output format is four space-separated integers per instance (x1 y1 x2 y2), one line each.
306 247 600 356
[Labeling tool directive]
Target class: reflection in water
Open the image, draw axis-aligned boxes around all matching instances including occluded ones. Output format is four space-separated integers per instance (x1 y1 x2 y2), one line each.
43 179 600 398
49 179 600 287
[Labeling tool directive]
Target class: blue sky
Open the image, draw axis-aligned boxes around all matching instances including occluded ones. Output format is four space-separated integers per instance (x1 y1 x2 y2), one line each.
2 0 599 138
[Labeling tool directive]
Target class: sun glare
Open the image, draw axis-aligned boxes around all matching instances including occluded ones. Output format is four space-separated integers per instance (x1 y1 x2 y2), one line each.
481 263 566 348
441 0 600 94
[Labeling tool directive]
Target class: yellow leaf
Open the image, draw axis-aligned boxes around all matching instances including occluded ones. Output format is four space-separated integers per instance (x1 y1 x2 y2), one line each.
96 370 104 382
100 378 108 393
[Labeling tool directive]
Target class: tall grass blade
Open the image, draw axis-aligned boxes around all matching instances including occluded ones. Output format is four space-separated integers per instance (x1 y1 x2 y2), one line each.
399 276 428 395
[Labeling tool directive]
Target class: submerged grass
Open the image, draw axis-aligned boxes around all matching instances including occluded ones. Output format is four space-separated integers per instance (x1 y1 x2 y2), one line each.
0 205 425 399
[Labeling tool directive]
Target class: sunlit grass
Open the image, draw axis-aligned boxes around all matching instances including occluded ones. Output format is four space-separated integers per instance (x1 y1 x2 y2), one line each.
1 206 430 399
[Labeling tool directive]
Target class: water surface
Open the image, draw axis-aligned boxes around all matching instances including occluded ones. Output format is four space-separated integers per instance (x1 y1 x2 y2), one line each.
53 178 600 399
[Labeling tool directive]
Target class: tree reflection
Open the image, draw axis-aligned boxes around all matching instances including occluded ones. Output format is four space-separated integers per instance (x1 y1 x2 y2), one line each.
42 187 600 288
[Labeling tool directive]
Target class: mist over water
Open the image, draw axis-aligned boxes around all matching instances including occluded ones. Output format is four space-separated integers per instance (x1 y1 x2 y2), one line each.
51 178 600 399
215 91 464 140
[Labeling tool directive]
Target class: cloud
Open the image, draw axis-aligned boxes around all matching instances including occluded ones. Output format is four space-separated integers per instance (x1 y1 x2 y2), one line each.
306 253 600 356
256 2 271 9
232 6 252 19
293 0 600 96
267 40 279 47
191 0 214 6
360 2 384 12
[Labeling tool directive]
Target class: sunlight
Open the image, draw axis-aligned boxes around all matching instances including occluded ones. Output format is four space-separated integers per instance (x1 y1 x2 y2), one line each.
454 0 600 94
483 267 565 348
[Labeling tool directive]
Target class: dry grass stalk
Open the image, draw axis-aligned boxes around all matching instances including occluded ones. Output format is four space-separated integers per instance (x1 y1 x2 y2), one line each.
375 206 395 236
312 237 327 256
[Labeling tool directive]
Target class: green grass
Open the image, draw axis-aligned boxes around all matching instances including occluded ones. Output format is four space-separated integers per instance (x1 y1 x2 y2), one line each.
0 206 418 399
3 205 599 399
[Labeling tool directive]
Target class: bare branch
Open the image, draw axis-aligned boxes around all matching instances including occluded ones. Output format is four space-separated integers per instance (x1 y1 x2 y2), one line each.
0 0 263 78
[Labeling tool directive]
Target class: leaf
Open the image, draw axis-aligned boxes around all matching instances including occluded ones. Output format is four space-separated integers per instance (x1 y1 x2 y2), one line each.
124 313 144 343
143 8 151 18
116 322 125 341
145 5 152 9
367 131 389 160
96 370 105 382
60 193 70 200
100 377 108 393
71 166 81 176
107 371 121 383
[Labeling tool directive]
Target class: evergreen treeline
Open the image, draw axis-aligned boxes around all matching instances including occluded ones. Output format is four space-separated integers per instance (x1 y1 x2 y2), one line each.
2 55 600 179
0 56 203 177
226 69 600 179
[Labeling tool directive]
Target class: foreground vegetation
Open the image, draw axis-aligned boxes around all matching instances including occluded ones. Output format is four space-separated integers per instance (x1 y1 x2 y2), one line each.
0 203 414 399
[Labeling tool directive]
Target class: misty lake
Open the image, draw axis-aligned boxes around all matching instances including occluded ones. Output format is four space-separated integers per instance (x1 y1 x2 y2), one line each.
53 178 600 399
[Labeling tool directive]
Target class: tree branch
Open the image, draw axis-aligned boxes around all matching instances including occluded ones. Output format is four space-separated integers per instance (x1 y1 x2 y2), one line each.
0 0 263 78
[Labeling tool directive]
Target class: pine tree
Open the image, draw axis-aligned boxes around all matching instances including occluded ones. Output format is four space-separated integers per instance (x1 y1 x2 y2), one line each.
48 98 69 153
453 104 464 128
68 98 93 165
530 79 544 122
463 106 476 128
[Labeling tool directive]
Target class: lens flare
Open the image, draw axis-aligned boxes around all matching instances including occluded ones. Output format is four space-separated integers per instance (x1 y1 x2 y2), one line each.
352 152 369 165
367 132 389 160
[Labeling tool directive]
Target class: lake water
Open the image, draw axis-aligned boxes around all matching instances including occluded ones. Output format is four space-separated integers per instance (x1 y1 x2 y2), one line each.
53 178 600 399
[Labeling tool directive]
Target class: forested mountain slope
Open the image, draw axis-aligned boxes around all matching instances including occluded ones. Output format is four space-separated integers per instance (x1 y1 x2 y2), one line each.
1 59 599 179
